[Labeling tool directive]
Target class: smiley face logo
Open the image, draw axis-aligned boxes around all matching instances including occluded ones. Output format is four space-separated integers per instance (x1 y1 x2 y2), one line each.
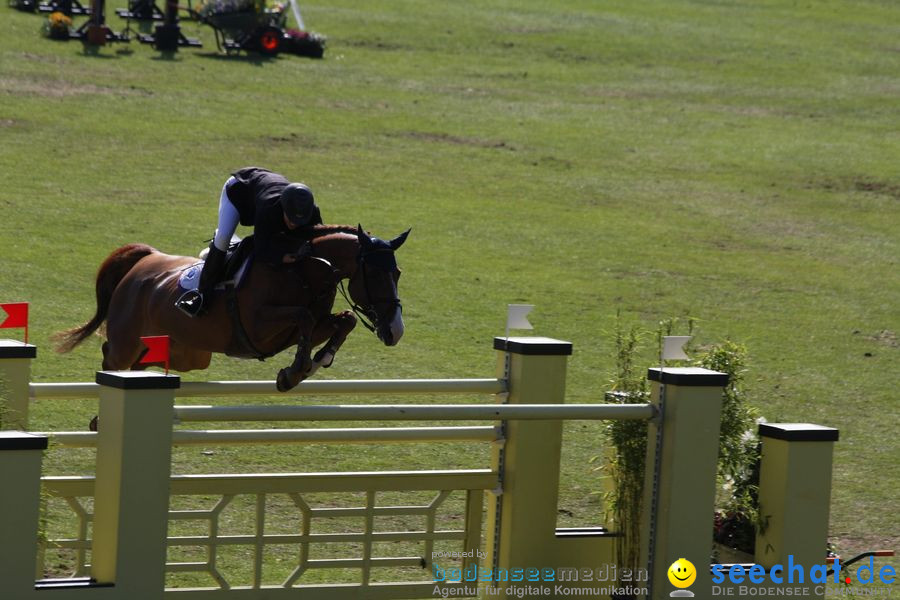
668 558 696 588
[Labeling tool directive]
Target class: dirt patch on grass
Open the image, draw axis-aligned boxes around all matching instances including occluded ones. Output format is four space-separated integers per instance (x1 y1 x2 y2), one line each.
852 329 898 353
853 178 900 200
546 46 590 63
262 132 322 148
1 76 151 99
862 330 898 348
583 87 660 100
18 51 70 65
530 155 573 170
500 25 561 35
390 130 516 150
809 176 900 201
831 533 900 559
341 38 408 51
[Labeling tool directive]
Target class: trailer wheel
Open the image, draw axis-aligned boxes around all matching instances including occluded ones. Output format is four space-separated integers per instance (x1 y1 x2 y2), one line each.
258 26 281 56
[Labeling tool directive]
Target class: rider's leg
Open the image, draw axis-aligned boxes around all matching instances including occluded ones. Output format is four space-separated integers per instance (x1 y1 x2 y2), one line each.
212 177 240 253
198 243 226 291
177 178 239 317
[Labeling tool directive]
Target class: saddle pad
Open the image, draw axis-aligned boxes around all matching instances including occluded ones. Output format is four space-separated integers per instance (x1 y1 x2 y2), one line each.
177 255 251 292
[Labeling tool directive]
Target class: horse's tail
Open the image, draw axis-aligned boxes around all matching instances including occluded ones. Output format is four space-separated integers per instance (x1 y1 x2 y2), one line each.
53 244 156 353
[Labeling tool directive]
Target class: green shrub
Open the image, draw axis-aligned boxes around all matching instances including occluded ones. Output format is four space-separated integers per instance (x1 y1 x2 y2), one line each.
602 319 763 571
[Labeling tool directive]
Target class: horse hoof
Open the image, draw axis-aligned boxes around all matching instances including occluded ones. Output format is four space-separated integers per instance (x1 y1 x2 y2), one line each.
89 415 99 432
276 369 294 392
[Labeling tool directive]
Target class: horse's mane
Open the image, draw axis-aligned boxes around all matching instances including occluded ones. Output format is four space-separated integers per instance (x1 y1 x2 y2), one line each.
306 224 360 242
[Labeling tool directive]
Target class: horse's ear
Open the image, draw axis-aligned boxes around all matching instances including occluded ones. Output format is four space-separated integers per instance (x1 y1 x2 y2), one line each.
389 229 411 250
357 224 373 250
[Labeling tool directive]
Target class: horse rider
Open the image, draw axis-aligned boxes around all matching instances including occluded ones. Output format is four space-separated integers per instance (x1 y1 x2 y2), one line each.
176 166 323 317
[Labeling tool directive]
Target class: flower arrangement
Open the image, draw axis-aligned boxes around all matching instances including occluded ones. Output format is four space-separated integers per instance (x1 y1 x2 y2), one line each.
196 0 261 17
44 11 72 40
283 28 326 58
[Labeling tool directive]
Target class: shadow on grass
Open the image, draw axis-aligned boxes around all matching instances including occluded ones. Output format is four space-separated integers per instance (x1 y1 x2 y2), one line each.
193 51 278 66
150 50 183 62
77 44 132 59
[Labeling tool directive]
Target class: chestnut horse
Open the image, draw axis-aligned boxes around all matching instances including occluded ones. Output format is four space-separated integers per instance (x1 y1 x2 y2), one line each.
54 225 410 391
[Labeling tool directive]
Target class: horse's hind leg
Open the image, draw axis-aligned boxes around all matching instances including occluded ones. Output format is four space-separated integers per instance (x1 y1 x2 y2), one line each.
168 344 211 372
101 336 144 371
119 341 210 372
94 336 143 431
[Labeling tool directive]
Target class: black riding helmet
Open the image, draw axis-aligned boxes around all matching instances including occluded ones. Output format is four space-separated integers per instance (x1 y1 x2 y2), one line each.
280 183 316 226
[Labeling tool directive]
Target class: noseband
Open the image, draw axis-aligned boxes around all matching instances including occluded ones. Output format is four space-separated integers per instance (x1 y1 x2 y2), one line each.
338 248 401 334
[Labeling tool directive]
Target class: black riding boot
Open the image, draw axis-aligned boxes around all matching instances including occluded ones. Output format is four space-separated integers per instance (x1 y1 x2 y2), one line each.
175 245 227 317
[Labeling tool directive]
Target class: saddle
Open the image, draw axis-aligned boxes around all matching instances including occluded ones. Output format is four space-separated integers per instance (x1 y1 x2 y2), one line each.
178 236 256 292
221 236 255 282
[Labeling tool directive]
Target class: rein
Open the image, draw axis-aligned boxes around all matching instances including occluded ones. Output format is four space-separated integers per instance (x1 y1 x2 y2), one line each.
338 248 401 334
225 255 338 361
338 280 377 333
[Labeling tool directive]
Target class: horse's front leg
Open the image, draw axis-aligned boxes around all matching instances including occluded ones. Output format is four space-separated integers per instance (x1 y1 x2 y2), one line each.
276 334 314 392
306 311 358 377
251 305 316 392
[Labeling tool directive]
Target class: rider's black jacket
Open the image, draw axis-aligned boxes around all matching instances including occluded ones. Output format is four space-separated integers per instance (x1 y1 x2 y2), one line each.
227 167 323 265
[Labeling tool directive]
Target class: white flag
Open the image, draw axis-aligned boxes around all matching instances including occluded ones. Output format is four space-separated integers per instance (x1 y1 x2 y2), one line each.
506 304 534 336
661 336 691 360
289 0 306 30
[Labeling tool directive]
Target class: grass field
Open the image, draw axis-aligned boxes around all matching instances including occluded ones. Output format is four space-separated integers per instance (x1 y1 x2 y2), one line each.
1 0 897 591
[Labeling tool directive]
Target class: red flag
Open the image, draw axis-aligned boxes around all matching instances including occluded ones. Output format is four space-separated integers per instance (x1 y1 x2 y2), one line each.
139 335 170 374
0 302 29 344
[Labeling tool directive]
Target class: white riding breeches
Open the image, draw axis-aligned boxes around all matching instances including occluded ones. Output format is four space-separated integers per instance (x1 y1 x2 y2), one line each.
213 176 240 252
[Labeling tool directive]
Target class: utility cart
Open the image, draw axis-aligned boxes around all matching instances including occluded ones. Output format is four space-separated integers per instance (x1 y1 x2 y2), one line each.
193 0 324 57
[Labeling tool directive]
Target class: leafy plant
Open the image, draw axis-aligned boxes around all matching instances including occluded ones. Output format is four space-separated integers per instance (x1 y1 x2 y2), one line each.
602 319 765 570
698 341 762 554
602 314 650 577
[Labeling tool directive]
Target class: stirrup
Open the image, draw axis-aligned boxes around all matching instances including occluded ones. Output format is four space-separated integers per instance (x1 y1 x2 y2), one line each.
176 290 204 317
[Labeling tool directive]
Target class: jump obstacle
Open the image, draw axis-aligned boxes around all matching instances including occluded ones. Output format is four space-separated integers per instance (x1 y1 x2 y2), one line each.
0 337 839 600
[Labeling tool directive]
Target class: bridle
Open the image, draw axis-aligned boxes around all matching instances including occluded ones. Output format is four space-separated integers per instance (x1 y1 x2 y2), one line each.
338 248 401 334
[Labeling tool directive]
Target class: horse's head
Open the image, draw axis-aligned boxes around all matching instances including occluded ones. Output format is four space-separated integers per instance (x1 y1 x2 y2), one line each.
347 226 410 346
